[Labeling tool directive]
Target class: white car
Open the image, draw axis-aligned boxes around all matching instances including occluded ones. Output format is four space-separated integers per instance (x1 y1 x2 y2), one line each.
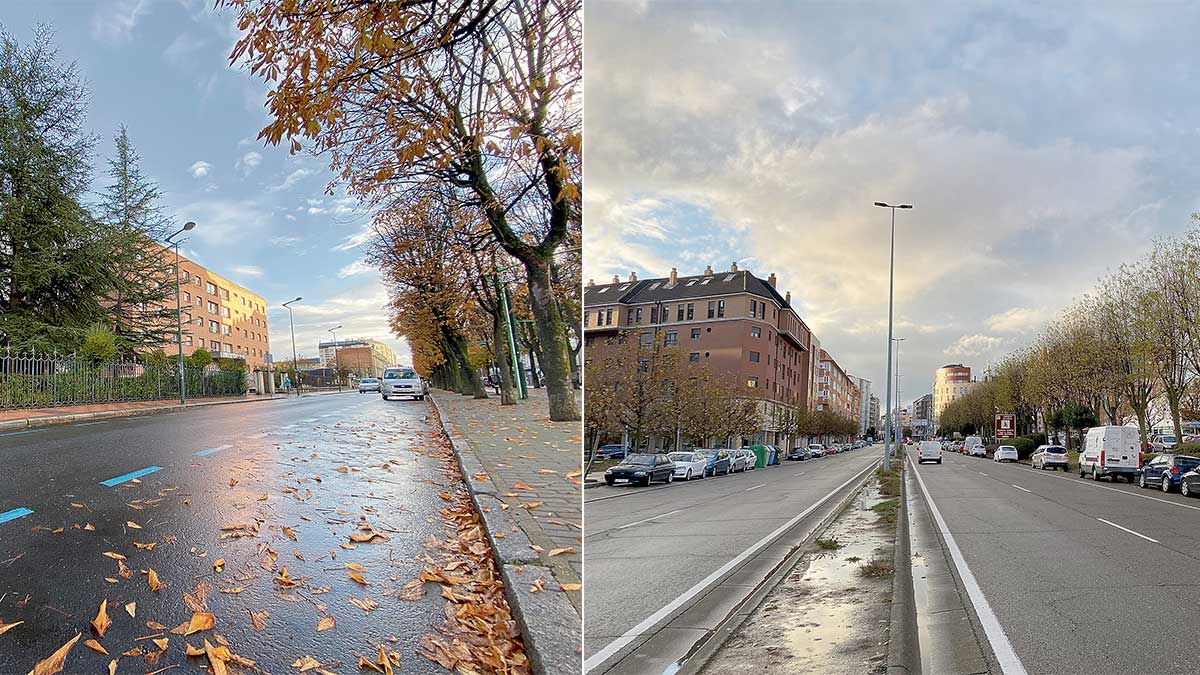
1151 434 1178 452
381 367 428 401
993 445 1018 462
808 443 825 458
357 377 380 393
666 451 707 481
738 448 758 471
1031 445 1069 471
967 444 987 458
916 440 942 464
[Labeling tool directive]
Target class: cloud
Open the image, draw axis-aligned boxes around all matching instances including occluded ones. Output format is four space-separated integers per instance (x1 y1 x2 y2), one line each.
236 151 262 175
337 260 374 278
270 235 304 248
265 284 411 365
163 32 205 65
269 168 313 192
944 334 1006 358
985 307 1048 335
231 265 264 277
176 199 270 245
91 0 150 44
189 161 212 178
332 224 375 252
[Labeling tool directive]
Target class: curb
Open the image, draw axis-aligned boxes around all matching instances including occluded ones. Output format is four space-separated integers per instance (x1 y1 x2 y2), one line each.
887 459 920 675
675 459 879 675
427 394 581 675
0 395 288 431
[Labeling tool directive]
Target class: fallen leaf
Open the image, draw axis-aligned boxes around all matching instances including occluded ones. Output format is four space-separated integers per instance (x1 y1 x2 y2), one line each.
71 503 85 509
518 501 544 510
123 602 135 618
184 612 215 635
91 599 112 637
203 639 229 675
213 559 225 572
530 578 546 593
153 637 169 651
145 621 166 630
0 619 23 635
107 659 117 675
349 597 379 612
281 526 298 541
358 655 383 673
292 656 322 671
84 523 95 531
220 586 247 594
229 479 238 487
27 632 81 675
316 615 336 632
345 563 367 572
249 610 267 631
117 560 133 579
133 541 156 550
560 583 583 592
83 638 108 654
125 521 142 529
349 572 369 585
147 568 163 592
102 551 126 560
548 547 576 557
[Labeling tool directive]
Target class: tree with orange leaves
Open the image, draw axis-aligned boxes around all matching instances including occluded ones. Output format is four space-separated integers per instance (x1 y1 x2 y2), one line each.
222 0 582 421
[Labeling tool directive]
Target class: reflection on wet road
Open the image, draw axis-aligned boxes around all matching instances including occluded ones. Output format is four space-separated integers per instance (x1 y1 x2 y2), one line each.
0 393 521 673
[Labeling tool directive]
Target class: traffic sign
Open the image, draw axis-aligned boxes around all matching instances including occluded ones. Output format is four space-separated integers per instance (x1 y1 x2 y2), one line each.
995 413 1016 439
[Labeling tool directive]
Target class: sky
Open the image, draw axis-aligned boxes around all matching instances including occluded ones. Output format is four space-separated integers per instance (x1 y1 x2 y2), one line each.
0 0 410 364
584 0 1200 409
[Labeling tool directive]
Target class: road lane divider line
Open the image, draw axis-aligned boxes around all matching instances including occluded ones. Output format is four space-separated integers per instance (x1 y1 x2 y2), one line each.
910 458 1029 675
583 458 879 673
793 472 805 477
616 508 684 531
745 483 767 492
1013 465 1200 512
0 507 33 524
99 466 163 487
248 432 270 439
194 445 231 457
979 472 988 476
1097 517 1159 543
1011 485 1032 493
0 428 47 437
301 417 318 422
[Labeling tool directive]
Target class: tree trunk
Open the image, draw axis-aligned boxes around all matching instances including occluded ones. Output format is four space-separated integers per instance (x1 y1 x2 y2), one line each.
1169 391 1184 442
524 258 579 421
527 346 542 389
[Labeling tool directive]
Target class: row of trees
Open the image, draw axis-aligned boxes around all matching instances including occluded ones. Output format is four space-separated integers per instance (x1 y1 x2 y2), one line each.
223 0 583 420
0 27 178 355
585 334 860 455
937 224 1200 451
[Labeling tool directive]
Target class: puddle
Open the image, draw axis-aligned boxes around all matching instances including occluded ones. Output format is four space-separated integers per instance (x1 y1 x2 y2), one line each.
701 480 897 674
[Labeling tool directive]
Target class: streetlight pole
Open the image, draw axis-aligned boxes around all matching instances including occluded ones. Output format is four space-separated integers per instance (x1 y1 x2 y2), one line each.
894 337 906 446
875 201 912 471
165 221 196 404
282 297 302 396
328 325 342 392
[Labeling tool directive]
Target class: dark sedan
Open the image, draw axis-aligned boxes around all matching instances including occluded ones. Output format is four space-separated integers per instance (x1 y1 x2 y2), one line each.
595 444 630 460
604 453 675 486
694 449 733 476
1143 453 1200 493
787 447 810 461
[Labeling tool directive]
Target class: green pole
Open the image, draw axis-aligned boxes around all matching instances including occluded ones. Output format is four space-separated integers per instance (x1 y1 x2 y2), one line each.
496 276 526 399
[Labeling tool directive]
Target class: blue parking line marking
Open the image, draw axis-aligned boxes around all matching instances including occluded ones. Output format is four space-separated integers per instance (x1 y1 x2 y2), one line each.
0 507 34 524
194 445 230 457
0 428 47 437
100 466 162 487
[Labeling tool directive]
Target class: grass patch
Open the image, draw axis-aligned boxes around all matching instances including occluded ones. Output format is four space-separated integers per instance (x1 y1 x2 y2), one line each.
859 557 895 578
870 498 899 525
876 466 901 497
588 458 621 473
815 537 842 550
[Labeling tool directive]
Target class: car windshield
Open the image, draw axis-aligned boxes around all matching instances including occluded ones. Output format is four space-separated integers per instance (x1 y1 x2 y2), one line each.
384 368 417 379
667 453 693 461
809 445 822 450
622 454 656 465
1045 446 1066 454
999 446 1016 451
1162 436 1178 443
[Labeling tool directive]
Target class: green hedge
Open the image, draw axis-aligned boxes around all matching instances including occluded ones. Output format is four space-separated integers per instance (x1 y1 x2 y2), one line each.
1 364 244 408
1172 442 1200 457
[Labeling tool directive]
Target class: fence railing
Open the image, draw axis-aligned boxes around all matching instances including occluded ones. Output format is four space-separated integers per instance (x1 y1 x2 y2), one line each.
0 351 247 409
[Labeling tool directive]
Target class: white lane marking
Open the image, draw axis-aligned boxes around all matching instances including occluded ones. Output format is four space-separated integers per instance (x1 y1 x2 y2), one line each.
979 472 988 476
584 459 879 673
1012 464 1200 512
281 424 298 429
248 432 269 439
616 508 683 531
1097 517 1159 543
1011 485 1032 493
302 417 318 422
910 458 1029 675
745 483 767 492
793 472 805 477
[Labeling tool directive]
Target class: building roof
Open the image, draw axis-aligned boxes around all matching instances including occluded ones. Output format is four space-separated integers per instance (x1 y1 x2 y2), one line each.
584 270 789 308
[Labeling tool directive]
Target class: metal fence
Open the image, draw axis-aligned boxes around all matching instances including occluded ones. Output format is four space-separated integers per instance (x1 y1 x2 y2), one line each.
0 350 247 409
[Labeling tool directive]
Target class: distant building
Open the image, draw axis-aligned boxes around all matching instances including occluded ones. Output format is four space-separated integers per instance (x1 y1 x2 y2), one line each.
869 395 880 432
165 250 271 370
319 338 397 377
933 364 975 421
852 376 872 435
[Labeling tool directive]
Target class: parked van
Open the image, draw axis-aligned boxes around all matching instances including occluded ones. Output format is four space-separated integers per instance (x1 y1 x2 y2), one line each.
964 435 984 457
917 440 942 464
1079 426 1141 482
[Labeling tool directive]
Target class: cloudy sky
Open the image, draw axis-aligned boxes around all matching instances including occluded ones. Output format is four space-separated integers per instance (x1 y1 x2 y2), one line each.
584 1 1200 408
1 0 409 364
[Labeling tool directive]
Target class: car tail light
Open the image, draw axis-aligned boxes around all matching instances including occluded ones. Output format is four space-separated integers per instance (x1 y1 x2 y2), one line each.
1100 450 1105 467
1172 466 1181 474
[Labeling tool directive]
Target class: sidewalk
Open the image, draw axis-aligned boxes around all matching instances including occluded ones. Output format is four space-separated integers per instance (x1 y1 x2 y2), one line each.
0 393 289 430
429 386 582 674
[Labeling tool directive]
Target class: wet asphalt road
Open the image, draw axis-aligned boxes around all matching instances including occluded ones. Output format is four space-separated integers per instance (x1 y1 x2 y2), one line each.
913 451 1200 675
583 449 879 672
0 393 457 673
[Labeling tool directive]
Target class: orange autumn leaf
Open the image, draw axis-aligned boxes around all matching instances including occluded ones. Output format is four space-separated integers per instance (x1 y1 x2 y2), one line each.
102 551 125 560
27 632 81 675
560 583 582 592
83 638 108 655
91 600 112 637
124 602 135 618
147 568 163 592
281 526 298 541
213 559 225 572
185 612 215 635
0 618 23 635
345 562 367 572
125 521 142 529
316 615 336 632
107 659 117 675
548 547 576 557
518 501 543 510
349 571 368 585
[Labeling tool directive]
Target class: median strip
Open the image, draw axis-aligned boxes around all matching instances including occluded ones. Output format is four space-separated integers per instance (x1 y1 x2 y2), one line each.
99 466 162 487
0 507 34 524
1097 517 1159 543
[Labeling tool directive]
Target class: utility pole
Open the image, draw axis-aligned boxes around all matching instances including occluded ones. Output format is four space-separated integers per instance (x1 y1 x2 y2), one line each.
874 201 912 471
282 297 302 396
165 221 196 404
328 325 342 392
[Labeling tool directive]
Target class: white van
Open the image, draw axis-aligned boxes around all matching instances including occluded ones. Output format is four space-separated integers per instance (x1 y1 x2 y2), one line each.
1079 426 1141 482
963 436 983 455
916 440 942 464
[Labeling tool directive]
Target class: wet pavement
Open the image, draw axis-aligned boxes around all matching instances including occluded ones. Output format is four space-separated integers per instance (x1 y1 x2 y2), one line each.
0 392 526 673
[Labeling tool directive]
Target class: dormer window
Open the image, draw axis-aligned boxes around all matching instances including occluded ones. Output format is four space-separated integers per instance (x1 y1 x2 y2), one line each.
723 274 735 282
619 284 631 291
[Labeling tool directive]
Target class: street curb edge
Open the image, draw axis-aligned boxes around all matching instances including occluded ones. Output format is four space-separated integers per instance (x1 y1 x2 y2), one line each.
0 395 288 430
887 459 920 675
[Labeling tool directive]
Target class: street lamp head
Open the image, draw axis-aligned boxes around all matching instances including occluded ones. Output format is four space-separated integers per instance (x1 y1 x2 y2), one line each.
183 221 196 231
899 204 913 209
873 201 889 207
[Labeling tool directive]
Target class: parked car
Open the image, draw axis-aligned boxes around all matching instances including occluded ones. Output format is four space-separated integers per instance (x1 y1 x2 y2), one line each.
967 443 987 458
737 448 758 471
807 443 825 458
1080 425 1141 482
358 377 380 393
604 453 675 486
380 367 428 401
695 449 733 476
727 449 750 473
1031 445 1069 471
666 451 708 481
993 445 1019 463
1138 453 1200 492
787 447 811 461
595 444 630 460
1177 464 1200 497
916 440 942 464
1151 434 1179 452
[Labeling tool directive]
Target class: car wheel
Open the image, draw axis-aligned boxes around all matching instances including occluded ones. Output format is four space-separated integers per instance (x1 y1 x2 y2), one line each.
1093 466 1102 481
664 472 673 484
605 478 614 486
1163 475 1172 493
381 395 388 401
1184 481 1192 498
936 459 942 464
1139 474 1147 489
685 469 692 481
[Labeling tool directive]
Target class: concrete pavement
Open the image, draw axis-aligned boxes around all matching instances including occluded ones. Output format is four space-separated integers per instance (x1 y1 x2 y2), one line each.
0 393 526 673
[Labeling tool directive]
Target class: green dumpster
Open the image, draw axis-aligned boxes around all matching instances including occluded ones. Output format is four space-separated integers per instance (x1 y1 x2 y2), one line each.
750 444 769 468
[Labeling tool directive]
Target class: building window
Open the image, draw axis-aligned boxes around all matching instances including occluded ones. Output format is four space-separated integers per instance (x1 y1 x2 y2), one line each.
751 326 761 338
707 301 715 319
183 336 192 346
222 307 230 318
195 317 203 326
691 328 701 339
689 352 700 363
210 340 220 351
626 308 633 326
750 301 757 318
686 303 694 320
718 300 726 318
635 308 642 324
749 351 760 363
221 289 229 300
222 324 231 336
605 308 613 325
206 281 216 295
650 306 658 324
596 310 603 326
208 301 218 313
194 277 201 287
183 291 190 303
639 332 653 346
584 311 589 327
677 304 684 321
747 376 759 388
224 343 232 352
182 271 190 283
208 320 219 333
665 331 678 346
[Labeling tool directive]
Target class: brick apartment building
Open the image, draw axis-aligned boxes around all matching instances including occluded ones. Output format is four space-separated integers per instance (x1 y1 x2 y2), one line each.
584 263 861 448
167 250 270 370
319 338 398 377
816 349 856 419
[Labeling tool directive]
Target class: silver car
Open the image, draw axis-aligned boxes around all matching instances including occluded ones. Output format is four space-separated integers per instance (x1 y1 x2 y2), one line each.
358 377 380 393
381 367 428 401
